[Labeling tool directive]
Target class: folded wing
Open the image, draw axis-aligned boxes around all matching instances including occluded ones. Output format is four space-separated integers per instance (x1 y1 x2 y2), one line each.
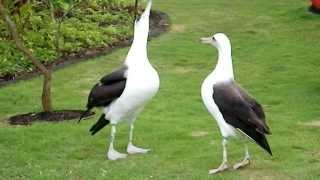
212 80 272 155
79 66 128 122
87 66 128 109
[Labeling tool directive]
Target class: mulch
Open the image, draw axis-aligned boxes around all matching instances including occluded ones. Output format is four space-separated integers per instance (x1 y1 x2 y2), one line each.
8 110 95 125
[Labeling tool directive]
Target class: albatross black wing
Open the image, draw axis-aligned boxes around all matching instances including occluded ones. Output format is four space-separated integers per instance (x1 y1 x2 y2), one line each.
87 80 126 109
100 66 127 85
212 80 272 155
86 80 127 135
79 66 128 122
235 83 267 125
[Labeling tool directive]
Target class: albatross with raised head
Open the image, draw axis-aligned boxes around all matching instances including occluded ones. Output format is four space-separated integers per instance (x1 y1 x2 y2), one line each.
80 0 159 161
200 33 272 174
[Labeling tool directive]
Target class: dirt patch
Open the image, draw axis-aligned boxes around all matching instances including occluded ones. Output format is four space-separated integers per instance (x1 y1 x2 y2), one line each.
299 121 320 128
171 24 185 33
240 169 294 180
191 131 209 137
174 67 193 74
0 10 170 87
9 110 95 125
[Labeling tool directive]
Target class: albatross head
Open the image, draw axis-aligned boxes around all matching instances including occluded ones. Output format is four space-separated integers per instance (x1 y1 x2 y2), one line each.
200 33 234 78
200 33 231 52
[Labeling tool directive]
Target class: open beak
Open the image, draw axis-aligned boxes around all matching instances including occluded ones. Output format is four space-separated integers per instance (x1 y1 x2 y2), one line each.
200 36 213 44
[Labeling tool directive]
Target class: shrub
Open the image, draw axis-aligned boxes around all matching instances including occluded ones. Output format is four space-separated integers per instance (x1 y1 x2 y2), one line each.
0 0 136 76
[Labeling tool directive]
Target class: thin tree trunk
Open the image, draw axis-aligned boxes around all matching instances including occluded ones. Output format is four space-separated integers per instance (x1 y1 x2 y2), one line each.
0 1 53 112
42 67 53 112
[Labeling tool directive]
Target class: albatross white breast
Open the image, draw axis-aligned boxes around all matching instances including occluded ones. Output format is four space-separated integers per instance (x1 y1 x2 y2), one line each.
80 0 159 161
200 33 272 174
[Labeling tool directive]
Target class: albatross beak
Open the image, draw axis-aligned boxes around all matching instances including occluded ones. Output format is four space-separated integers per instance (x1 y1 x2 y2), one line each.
200 37 213 44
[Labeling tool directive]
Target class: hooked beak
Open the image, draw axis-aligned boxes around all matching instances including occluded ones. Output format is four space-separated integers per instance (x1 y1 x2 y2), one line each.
200 36 214 44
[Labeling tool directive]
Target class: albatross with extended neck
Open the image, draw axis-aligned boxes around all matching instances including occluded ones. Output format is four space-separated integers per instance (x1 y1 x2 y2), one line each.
80 0 159 161
200 33 272 174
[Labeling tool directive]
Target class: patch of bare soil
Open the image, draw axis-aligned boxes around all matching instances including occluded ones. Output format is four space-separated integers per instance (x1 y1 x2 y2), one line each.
299 121 320 128
191 131 209 137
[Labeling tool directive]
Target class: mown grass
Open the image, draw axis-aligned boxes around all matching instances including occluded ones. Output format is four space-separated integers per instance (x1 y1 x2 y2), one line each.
1 0 320 179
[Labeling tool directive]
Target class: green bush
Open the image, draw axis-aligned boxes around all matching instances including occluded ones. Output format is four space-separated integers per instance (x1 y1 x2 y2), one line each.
0 0 136 76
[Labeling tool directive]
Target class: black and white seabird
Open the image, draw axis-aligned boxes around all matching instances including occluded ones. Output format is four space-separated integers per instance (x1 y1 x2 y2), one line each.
80 0 159 160
200 33 272 174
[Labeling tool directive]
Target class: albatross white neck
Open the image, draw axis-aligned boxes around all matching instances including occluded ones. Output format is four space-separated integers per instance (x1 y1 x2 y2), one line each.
125 0 152 67
212 42 234 82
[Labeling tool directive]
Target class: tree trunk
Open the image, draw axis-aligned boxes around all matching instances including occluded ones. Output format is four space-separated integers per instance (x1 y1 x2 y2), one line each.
42 67 53 112
0 1 53 112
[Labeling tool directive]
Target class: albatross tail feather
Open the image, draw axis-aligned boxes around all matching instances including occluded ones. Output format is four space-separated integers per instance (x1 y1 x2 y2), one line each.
252 132 272 156
78 108 92 123
239 128 272 156
89 114 110 135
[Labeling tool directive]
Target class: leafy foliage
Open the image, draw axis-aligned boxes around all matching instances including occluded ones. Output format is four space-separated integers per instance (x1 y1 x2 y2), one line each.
0 0 136 76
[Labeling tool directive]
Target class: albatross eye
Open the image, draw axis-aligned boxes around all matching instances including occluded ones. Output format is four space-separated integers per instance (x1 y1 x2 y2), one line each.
212 36 216 41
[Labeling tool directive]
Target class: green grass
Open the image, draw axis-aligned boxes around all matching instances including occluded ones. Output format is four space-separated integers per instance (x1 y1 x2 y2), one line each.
1 0 320 179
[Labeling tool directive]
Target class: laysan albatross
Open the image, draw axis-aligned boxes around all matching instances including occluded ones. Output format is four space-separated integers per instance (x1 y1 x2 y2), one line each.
200 33 272 174
80 0 159 161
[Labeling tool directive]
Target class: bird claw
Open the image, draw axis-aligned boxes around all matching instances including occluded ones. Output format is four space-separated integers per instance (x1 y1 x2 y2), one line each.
209 162 229 174
107 149 127 160
127 143 150 154
233 158 250 170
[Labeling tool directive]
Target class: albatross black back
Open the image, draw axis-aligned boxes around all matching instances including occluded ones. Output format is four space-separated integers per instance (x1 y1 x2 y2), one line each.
212 80 272 155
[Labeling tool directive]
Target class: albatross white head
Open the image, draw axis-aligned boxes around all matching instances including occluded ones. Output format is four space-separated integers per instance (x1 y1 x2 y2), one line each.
201 33 234 81
125 0 152 67
132 0 152 44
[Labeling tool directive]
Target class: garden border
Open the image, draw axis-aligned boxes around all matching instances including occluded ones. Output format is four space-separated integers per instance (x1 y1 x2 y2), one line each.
0 10 170 87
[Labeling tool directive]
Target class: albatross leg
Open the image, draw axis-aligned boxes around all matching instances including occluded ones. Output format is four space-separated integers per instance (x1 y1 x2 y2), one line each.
127 123 150 154
107 125 127 160
209 138 229 174
233 145 250 170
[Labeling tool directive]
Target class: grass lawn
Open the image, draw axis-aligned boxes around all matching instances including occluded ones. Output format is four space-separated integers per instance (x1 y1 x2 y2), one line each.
1 0 320 179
